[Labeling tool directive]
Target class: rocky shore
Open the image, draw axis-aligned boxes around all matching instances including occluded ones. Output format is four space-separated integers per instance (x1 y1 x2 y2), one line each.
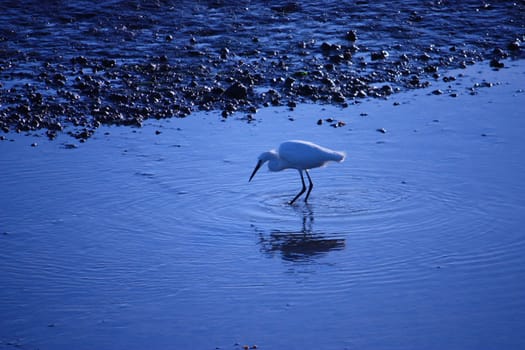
0 0 523 140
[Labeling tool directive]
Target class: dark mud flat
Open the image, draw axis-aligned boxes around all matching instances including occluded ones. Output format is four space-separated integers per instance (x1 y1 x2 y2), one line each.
0 0 524 140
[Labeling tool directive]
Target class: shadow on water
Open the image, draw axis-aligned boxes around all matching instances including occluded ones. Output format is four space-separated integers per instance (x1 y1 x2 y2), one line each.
257 204 346 262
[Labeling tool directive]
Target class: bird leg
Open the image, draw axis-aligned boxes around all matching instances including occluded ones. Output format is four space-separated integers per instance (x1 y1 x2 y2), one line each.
289 170 307 205
304 169 314 202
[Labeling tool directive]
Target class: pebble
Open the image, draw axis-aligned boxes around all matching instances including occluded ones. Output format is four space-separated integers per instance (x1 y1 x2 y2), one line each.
508 40 520 51
225 82 248 100
345 30 358 41
371 50 389 60
490 59 504 68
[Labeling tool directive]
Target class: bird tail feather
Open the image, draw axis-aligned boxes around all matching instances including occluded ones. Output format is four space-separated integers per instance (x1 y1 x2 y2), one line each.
331 150 345 162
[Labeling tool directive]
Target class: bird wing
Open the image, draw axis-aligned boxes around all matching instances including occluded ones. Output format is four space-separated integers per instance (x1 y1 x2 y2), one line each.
279 140 335 169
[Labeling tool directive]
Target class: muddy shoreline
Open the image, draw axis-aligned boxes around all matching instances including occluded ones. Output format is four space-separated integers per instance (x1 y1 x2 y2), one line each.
0 0 523 140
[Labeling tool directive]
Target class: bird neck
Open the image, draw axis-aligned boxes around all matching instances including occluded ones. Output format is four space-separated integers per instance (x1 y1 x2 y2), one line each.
262 151 287 171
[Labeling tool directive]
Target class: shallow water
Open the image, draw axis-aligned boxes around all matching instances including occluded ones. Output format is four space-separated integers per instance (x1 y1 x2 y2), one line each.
1 61 525 349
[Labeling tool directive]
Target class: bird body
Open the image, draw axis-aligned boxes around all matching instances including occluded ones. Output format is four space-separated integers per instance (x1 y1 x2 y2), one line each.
277 140 345 170
249 140 345 204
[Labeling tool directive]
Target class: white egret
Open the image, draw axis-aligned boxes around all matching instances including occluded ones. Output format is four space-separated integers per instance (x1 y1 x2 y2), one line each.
249 140 345 204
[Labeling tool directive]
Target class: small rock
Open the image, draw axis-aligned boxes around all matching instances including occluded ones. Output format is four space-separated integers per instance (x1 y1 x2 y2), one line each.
508 40 520 51
432 89 443 95
317 119 323 125
380 85 393 95
31 142 38 147
320 42 332 52
490 59 504 68
101 58 116 68
371 50 389 60
224 82 248 100
155 130 162 135
420 52 431 61
492 47 507 58
332 92 346 102
424 65 438 73
284 77 295 88
345 30 357 41
376 128 386 134
220 47 230 59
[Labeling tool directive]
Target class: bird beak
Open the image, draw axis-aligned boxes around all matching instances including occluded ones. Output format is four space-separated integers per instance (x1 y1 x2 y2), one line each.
249 160 263 182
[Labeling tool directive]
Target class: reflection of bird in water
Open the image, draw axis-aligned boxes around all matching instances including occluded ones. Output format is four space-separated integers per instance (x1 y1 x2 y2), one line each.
249 140 345 204
258 205 345 262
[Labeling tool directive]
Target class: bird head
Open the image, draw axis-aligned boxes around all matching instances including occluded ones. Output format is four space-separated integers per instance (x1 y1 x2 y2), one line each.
249 151 277 182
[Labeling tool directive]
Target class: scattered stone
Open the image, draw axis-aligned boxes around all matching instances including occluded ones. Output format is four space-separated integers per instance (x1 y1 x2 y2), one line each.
377 128 386 133
31 142 38 147
424 65 438 73
420 52 431 61
432 89 443 95
317 119 323 125
371 50 389 60
508 40 521 51
380 85 393 95
0 1 520 141
101 58 116 68
332 92 346 102
224 82 248 100
220 47 230 59
345 30 358 42
284 77 295 88
490 59 504 68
